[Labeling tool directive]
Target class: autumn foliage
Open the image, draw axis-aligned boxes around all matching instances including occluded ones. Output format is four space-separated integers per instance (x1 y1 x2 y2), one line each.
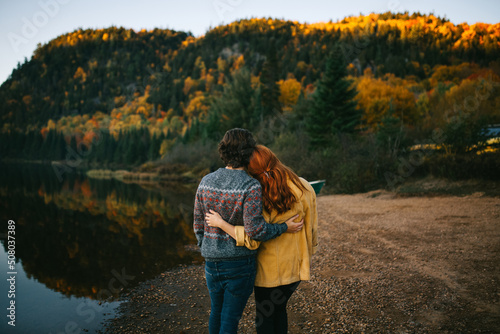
0 12 499 190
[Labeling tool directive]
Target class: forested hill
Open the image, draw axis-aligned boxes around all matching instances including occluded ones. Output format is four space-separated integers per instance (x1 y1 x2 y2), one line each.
1 12 499 175
2 12 499 129
0 27 189 128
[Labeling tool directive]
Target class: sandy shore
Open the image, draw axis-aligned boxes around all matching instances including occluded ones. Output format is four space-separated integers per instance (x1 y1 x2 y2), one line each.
103 190 500 333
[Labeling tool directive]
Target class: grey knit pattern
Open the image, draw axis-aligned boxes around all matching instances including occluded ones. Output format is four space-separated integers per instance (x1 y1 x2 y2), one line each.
193 168 287 261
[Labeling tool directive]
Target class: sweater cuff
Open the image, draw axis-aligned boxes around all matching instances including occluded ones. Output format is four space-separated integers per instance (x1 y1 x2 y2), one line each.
279 222 288 235
235 226 246 246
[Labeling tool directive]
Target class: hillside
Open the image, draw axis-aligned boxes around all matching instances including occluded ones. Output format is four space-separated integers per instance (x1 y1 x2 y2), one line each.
2 13 499 129
1 12 499 191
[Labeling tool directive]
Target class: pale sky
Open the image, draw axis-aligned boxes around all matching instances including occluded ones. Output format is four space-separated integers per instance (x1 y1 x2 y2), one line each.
0 0 499 85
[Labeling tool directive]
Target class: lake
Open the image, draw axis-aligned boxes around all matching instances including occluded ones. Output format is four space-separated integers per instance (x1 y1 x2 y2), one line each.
0 162 202 333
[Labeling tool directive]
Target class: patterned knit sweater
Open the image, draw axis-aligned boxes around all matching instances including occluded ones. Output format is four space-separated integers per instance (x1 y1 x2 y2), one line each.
193 168 288 261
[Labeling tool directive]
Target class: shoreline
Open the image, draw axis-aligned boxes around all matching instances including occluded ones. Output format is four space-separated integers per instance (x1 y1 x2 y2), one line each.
0 159 203 187
102 190 500 333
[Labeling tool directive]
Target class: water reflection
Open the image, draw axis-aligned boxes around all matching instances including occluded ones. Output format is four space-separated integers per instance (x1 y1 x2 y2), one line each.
0 163 202 302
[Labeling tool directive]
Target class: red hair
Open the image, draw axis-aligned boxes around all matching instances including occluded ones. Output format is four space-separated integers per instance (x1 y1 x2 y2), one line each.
247 145 306 214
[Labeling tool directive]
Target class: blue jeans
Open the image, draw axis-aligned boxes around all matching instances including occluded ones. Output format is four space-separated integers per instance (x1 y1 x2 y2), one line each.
205 257 257 334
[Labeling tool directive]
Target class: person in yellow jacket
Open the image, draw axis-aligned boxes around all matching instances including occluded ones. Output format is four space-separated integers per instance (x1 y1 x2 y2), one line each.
206 145 318 333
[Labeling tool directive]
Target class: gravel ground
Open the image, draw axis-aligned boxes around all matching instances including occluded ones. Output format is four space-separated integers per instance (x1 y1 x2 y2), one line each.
103 190 500 333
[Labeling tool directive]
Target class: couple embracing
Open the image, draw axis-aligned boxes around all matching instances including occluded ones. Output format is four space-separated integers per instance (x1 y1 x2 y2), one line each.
193 128 318 334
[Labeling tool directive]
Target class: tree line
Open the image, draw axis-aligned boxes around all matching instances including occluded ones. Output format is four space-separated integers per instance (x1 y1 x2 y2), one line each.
1 12 499 191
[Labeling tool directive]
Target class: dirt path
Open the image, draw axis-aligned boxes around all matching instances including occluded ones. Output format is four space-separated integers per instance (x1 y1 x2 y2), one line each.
104 191 500 333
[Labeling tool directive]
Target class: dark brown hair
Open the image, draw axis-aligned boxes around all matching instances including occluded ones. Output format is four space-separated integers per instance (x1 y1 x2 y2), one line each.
218 128 256 168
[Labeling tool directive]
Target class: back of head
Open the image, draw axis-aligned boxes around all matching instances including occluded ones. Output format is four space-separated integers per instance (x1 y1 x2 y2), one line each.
218 128 256 168
248 145 306 214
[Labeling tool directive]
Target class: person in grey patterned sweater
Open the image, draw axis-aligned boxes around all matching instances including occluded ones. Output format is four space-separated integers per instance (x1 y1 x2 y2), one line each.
193 128 303 334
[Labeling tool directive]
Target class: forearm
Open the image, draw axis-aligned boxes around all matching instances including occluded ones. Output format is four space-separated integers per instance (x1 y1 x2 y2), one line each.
245 217 288 241
216 220 236 240
243 185 287 241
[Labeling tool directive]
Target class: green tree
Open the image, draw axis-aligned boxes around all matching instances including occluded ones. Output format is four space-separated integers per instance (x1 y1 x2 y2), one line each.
125 130 139 165
148 133 160 160
209 68 257 134
306 45 359 149
105 132 117 163
113 130 125 163
92 132 106 162
376 103 406 158
441 115 489 155
259 41 281 115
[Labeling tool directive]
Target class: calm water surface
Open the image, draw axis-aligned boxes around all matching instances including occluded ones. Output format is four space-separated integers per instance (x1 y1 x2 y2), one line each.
0 163 201 333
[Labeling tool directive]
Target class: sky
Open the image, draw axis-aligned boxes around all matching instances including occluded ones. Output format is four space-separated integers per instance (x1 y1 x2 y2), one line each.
0 0 499 85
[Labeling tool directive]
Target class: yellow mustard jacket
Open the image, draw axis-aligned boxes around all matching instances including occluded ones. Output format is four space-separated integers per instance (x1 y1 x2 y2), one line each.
234 177 318 287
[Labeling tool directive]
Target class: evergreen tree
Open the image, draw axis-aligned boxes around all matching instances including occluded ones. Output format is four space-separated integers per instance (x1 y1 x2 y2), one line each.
113 130 124 163
376 103 405 157
210 68 257 132
253 88 264 125
41 130 55 159
23 130 34 158
124 130 137 165
12 131 24 158
55 132 67 160
69 135 78 162
306 44 359 149
138 127 150 163
93 132 107 162
105 132 116 163
30 131 43 159
259 41 281 115
0 132 7 159
148 133 160 160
